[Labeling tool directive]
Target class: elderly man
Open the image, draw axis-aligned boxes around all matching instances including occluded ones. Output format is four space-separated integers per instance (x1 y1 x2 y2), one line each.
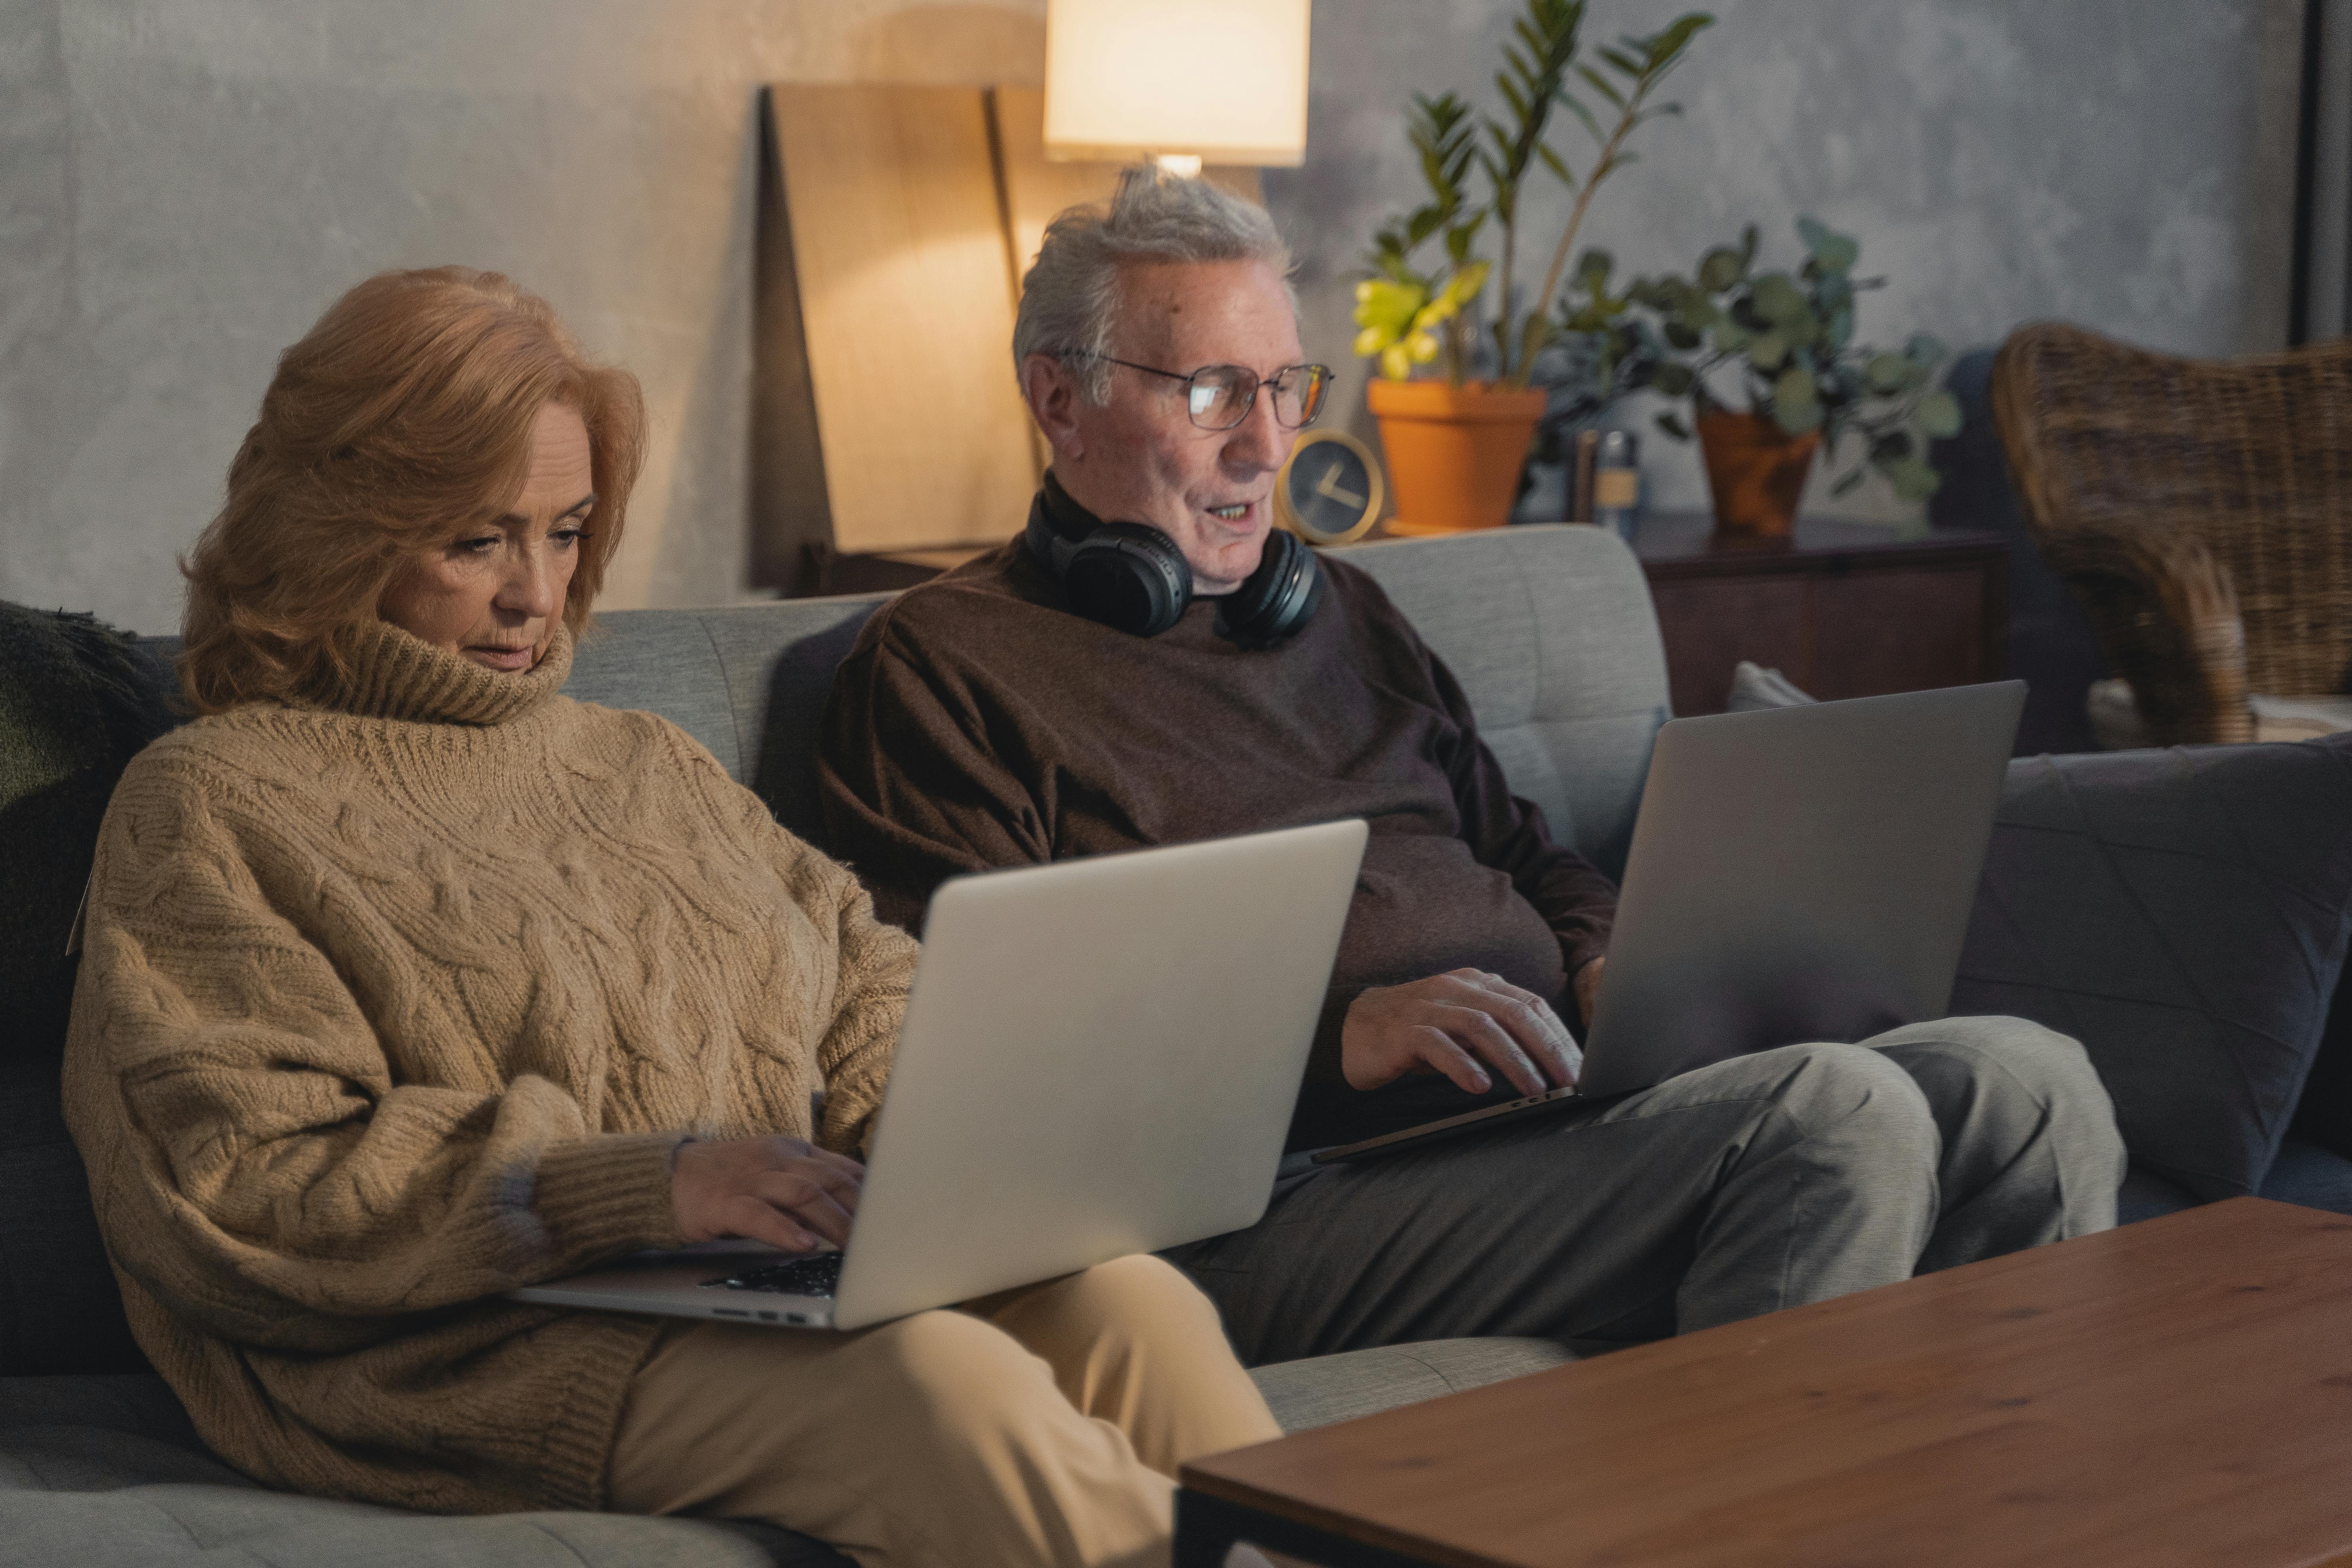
817 169 2123 1363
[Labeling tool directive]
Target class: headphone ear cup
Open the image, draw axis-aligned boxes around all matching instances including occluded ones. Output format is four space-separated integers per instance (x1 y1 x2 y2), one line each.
1215 529 1323 648
1063 523 1193 637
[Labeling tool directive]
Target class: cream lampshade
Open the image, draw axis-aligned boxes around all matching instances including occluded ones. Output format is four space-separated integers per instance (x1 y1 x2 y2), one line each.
1042 0 1310 174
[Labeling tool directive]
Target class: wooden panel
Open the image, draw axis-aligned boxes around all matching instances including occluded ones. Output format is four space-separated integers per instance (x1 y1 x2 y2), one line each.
1810 565 1993 701
767 84 1039 555
991 86 1264 287
1183 1199 2352 1568
1647 576 1807 716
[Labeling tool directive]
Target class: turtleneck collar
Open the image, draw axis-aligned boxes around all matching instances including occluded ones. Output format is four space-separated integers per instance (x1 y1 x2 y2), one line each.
304 620 574 726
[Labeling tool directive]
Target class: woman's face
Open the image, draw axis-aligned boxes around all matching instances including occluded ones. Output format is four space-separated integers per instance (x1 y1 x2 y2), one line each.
377 400 595 672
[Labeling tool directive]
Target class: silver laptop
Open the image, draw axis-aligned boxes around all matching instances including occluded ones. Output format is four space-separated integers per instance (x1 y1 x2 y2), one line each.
513 818 1367 1331
1314 681 2025 1164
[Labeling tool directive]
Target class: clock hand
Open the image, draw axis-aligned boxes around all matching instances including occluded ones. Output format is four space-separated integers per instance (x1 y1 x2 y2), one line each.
1313 461 1365 508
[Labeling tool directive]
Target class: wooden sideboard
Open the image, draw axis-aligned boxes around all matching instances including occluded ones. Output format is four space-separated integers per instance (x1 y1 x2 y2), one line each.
1627 513 2007 718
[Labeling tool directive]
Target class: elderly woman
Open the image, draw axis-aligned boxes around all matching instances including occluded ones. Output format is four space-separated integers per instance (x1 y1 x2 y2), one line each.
62 266 1277 1568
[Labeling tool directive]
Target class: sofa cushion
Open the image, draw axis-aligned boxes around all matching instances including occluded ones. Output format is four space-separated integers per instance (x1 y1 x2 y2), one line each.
0 606 180 1378
1341 525 1669 880
1950 736 2352 1201
0 1342 1572 1566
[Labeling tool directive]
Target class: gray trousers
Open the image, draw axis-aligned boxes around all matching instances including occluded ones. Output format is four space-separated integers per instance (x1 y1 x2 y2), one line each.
1164 1015 2126 1365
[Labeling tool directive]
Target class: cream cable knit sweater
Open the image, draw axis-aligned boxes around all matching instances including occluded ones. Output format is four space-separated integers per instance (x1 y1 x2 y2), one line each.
62 620 917 1514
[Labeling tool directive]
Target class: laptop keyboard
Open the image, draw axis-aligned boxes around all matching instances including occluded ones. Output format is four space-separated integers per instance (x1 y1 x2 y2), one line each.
700 1252 843 1298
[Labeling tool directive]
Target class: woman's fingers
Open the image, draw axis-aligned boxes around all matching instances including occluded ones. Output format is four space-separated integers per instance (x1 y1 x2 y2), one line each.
752 1168 858 1248
724 1192 820 1254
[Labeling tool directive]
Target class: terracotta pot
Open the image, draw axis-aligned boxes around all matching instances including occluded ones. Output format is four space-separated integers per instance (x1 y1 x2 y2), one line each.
1696 407 1821 537
1366 377 1547 535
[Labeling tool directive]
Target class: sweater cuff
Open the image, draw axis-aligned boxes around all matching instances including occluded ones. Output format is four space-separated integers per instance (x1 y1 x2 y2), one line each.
532 1133 688 1260
1301 985 1362 1090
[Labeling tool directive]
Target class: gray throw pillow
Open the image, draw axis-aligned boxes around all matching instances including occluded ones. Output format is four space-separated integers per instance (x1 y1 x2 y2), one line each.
1724 660 1818 712
1950 735 2352 1201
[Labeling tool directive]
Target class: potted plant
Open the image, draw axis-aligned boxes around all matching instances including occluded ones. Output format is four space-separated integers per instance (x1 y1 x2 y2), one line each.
1627 218 1962 535
1351 1 1711 534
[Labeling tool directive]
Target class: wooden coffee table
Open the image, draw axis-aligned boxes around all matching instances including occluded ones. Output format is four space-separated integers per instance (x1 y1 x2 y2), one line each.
1178 1198 2352 1568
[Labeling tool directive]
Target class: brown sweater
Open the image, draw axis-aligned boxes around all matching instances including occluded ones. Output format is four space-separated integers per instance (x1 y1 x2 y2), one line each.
818 534 1619 1149
62 620 916 1514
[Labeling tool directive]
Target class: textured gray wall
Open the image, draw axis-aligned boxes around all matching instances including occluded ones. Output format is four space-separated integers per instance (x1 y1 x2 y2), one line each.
0 0 2305 632
1277 0 2305 520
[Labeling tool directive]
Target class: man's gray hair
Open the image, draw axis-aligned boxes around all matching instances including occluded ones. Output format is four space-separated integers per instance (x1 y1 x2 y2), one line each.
1013 166 1296 403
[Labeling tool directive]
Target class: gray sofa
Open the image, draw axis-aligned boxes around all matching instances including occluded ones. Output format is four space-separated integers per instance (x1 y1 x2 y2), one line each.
6 522 2348 1566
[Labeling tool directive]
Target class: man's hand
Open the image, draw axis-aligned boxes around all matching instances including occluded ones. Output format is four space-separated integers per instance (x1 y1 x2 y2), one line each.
672 1135 864 1253
1573 956 1606 1031
1341 969 1581 1096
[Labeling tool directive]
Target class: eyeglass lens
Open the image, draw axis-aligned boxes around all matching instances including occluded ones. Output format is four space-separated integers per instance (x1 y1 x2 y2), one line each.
1186 365 1329 431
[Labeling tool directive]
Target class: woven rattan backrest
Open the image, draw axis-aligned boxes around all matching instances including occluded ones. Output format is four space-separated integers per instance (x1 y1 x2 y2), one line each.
1992 322 2352 696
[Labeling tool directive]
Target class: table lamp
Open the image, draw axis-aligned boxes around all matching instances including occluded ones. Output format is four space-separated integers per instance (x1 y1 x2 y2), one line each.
1042 0 1310 176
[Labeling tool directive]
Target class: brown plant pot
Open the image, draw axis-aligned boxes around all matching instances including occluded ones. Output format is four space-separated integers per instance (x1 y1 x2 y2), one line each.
1696 407 1822 537
1367 377 1547 535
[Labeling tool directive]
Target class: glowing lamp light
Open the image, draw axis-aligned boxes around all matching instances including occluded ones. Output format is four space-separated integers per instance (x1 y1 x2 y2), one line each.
1043 0 1310 173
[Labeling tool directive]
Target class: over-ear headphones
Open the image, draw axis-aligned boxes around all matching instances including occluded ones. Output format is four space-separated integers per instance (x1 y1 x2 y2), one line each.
1023 473 1323 648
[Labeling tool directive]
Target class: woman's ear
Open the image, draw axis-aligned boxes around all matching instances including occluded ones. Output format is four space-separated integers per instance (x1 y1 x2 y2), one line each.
1019 354 1085 462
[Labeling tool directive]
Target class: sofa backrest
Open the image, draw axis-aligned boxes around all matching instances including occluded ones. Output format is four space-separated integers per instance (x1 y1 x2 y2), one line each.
556 522 1669 874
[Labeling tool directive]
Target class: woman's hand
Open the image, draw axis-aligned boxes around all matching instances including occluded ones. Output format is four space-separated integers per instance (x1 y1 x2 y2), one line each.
1340 968 1581 1096
671 1135 864 1253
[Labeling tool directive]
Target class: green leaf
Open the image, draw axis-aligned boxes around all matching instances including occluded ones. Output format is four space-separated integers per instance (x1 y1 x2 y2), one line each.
1885 455 1941 501
1575 246 1614 287
1752 273 1808 326
1737 223 1759 270
1748 330 1789 371
1864 353 1912 395
1708 317 1750 354
1698 246 1745 292
1535 140 1578 188
1916 388 1963 439
1775 364 1818 409
1773 397 1824 436
1664 320 1702 350
1796 215 1830 254
1598 45 1643 75
1870 430 1915 462
1654 362 1694 396
1352 276 1427 337
1657 410 1693 440
1575 64 1627 110
1826 305 1854 351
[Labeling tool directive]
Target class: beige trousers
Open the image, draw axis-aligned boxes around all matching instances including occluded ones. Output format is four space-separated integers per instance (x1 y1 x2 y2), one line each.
606 1254 1281 1568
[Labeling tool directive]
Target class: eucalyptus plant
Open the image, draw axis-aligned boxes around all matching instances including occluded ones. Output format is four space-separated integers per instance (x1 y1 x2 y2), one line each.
1353 1 1712 387
1629 217 1964 501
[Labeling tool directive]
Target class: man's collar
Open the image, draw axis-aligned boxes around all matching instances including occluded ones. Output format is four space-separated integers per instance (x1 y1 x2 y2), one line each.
1038 468 1104 541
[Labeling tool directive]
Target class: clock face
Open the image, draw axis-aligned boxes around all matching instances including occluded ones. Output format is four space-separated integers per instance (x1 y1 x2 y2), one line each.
1277 432 1382 544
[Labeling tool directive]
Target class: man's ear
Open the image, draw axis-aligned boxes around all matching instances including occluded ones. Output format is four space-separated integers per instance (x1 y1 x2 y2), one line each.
1020 354 1085 461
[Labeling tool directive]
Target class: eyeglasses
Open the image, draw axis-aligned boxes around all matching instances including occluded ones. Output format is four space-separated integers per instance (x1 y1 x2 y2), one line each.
1085 355 1331 432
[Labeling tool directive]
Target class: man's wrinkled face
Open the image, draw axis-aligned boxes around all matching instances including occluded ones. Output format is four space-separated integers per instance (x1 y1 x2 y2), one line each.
1028 259 1303 594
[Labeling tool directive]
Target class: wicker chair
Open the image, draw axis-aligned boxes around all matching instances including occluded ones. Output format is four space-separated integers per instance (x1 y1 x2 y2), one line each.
1990 322 2352 746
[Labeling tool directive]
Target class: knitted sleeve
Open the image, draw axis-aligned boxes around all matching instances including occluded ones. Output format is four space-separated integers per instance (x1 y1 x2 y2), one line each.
663 725 917 1157
60 753 687 1351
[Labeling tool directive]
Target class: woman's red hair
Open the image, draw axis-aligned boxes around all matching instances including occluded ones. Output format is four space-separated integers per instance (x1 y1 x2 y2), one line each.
179 267 644 713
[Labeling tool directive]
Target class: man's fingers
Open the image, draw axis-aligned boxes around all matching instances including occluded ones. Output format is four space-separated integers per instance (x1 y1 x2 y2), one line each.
1434 1002 1549 1095
1444 971 1577 1086
1409 1029 1492 1094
